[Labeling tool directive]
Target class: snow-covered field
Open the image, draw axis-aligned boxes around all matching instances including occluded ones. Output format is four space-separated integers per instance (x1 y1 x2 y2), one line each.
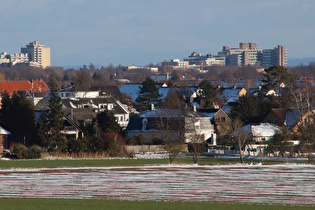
0 164 314 205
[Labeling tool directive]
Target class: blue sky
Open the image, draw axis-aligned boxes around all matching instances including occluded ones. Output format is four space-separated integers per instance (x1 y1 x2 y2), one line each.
0 0 314 67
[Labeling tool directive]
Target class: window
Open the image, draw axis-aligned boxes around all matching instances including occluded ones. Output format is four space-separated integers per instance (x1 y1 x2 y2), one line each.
221 117 225 122
195 120 200 129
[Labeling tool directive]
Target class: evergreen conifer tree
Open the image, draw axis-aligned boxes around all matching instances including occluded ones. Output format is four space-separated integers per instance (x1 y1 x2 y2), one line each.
46 76 67 151
96 109 120 133
197 80 217 108
136 77 161 110
0 91 36 146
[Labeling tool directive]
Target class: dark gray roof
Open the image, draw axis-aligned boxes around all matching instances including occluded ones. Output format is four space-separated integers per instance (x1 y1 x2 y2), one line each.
125 107 208 131
61 97 116 108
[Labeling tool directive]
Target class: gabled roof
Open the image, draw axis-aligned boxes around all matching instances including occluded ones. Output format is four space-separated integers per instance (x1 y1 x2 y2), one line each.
217 87 247 103
34 110 82 132
120 83 197 102
64 104 129 122
61 97 116 108
200 108 230 121
0 126 11 135
64 108 97 121
119 84 141 101
100 86 122 99
263 108 313 131
126 107 209 131
0 80 49 96
241 123 281 139
59 85 100 92
199 108 220 119
264 108 288 125
285 109 315 131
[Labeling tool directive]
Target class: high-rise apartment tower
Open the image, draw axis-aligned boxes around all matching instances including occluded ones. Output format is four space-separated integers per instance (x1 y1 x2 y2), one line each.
21 41 51 68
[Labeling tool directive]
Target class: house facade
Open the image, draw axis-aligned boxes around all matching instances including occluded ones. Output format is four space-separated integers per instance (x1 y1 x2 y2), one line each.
35 86 130 129
240 123 281 156
0 126 11 154
119 83 197 104
263 108 315 133
62 97 130 129
125 107 215 144
0 80 49 106
35 110 82 140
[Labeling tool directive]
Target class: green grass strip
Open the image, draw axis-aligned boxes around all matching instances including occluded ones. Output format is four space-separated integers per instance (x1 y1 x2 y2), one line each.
0 157 310 169
0 198 313 210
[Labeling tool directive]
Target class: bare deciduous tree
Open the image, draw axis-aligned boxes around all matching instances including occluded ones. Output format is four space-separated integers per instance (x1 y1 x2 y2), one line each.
156 108 183 164
220 118 248 163
187 132 206 164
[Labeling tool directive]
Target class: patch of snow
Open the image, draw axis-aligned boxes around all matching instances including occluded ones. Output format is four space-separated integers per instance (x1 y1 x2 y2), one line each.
69 101 77 108
0 164 314 204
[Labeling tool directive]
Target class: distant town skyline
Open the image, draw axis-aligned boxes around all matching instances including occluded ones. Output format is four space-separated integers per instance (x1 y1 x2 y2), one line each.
1 0 315 67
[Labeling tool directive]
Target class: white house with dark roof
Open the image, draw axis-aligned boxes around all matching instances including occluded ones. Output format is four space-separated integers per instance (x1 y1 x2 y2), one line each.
125 107 215 144
0 126 11 154
57 86 100 98
62 97 130 129
37 85 130 129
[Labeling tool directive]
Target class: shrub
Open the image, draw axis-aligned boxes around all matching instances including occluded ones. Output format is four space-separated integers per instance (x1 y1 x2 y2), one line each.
152 138 163 145
128 134 146 145
25 145 42 159
11 144 42 159
67 138 87 156
12 144 27 159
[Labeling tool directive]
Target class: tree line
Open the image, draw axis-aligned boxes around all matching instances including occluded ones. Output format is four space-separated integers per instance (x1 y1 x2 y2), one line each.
1 62 315 87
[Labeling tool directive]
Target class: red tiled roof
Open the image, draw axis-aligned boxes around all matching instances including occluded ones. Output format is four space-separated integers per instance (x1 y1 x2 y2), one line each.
0 80 49 96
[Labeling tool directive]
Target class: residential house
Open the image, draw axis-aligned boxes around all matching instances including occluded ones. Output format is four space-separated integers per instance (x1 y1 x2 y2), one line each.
63 98 130 129
217 87 247 113
193 86 247 113
119 83 197 104
200 108 231 137
290 110 315 133
263 108 288 127
37 86 130 129
151 74 173 82
58 86 100 98
217 87 247 104
240 123 281 156
125 107 216 145
263 108 315 133
35 110 83 140
62 116 83 139
0 80 49 106
0 126 11 154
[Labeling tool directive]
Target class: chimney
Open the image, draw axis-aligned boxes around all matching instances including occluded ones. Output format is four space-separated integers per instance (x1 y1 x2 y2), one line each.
71 109 74 120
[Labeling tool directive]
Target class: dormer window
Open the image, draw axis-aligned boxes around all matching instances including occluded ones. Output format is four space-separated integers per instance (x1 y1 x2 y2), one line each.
142 118 148 131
